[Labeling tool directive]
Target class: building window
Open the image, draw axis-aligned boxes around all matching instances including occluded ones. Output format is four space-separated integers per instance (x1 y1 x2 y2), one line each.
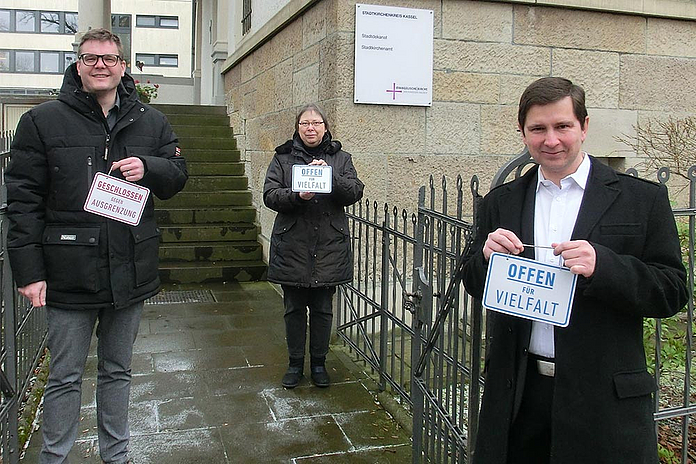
0 9 77 34
15 51 35 72
0 50 9 71
159 55 178 66
136 15 178 28
65 12 78 34
64 52 76 70
40 51 60 73
242 0 252 35
0 50 75 74
159 17 178 28
137 54 156 66
40 11 60 33
112 14 130 28
16 10 36 32
135 53 178 67
0 10 10 31
136 15 156 27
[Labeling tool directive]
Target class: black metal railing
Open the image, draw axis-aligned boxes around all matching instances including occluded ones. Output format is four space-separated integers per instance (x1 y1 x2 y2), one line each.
339 151 696 463
0 131 48 464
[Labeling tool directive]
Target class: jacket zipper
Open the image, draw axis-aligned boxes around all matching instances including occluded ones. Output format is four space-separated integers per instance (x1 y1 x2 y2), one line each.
87 156 93 185
104 133 110 161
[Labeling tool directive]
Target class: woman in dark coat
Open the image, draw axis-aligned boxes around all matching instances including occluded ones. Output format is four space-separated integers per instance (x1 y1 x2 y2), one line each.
263 103 364 388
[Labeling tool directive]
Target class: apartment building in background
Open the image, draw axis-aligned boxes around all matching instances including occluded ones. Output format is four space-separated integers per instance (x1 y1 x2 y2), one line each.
0 0 194 132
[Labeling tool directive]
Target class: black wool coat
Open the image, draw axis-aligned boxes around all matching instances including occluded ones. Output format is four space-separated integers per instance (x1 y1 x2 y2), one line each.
263 134 364 287
462 157 688 464
6 64 188 310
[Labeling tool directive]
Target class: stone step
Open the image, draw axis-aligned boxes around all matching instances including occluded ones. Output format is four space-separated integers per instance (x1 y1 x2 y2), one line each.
156 206 257 224
187 162 244 176
152 104 227 116
178 136 236 151
151 104 264 286
184 175 248 191
182 149 241 163
159 241 262 262
166 113 230 127
159 223 259 243
173 125 233 138
159 260 267 284
156 190 251 207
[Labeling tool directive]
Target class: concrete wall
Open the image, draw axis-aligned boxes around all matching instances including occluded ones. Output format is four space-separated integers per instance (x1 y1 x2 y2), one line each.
222 0 696 258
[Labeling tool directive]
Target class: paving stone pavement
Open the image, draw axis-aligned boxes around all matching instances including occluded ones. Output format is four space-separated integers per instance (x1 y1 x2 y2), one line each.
21 282 411 463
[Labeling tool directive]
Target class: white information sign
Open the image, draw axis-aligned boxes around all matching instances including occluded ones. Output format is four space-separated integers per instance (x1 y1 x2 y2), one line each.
292 164 333 194
482 253 578 327
84 173 150 226
354 4 433 106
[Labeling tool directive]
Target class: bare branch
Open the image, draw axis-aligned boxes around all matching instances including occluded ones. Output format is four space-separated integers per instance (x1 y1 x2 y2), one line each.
616 116 696 181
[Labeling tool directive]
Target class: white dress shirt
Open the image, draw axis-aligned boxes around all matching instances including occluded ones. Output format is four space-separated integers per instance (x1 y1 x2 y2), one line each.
528 153 591 358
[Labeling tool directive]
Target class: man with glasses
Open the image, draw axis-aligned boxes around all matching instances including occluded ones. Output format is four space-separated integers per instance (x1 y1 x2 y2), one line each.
5 28 187 463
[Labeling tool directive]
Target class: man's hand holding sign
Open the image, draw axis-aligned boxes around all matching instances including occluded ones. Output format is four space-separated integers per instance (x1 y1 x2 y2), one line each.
461 78 688 464
483 227 596 277
482 228 597 326
112 157 145 182
5 28 188 463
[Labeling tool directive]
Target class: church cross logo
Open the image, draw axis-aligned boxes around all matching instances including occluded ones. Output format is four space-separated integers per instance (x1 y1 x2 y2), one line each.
386 82 402 100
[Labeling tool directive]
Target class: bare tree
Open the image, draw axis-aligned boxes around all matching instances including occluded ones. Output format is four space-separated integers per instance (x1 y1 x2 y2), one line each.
616 116 696 181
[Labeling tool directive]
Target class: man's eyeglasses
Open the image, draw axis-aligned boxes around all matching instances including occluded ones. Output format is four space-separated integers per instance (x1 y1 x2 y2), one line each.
298 121 324 128
79 54 122 67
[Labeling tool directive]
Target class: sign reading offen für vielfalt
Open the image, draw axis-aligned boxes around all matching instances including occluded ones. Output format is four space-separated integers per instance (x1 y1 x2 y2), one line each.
483 253 578 327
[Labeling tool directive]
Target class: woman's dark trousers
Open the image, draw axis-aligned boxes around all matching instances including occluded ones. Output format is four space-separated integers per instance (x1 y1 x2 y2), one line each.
282 285 335 360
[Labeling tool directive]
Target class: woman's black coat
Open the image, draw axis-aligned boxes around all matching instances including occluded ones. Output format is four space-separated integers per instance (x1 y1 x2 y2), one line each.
263 134 364 287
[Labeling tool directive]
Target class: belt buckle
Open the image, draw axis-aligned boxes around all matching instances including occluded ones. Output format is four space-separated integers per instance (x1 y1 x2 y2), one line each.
537 359 555 377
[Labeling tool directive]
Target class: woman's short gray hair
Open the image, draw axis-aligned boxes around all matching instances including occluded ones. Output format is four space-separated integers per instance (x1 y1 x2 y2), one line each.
296 103 330 132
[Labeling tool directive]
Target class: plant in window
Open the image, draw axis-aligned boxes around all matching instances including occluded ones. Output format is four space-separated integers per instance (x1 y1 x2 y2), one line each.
134 79 159 103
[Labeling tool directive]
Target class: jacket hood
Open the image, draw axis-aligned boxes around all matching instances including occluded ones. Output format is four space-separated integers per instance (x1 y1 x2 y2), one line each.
275 131 342 156
58 63 139 112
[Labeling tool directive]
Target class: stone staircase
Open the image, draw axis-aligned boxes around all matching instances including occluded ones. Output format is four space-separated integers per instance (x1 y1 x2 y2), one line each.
151 104 267 284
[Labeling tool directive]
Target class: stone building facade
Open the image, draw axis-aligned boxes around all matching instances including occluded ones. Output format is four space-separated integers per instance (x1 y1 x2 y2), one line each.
221 0 696 257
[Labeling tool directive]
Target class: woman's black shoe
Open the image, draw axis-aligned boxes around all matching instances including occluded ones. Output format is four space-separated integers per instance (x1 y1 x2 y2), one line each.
310 365 330 387
282 366 303 388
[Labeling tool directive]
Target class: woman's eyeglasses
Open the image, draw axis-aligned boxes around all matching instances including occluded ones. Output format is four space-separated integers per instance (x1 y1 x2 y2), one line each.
78 54 122 67
298 121 324 128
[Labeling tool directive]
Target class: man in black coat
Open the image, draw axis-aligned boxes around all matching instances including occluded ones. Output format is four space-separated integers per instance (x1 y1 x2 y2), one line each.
462 77 687 463
5 29 187 464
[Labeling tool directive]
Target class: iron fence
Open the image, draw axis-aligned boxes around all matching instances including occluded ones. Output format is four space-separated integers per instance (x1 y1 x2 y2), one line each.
338 152 696 463
338 174 484 463
0 131 48 464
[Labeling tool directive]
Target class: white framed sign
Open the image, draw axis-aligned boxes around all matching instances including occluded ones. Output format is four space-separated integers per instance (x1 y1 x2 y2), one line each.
292 164 333 194
84 173 150 226
354 4 433 106
482 253 578 327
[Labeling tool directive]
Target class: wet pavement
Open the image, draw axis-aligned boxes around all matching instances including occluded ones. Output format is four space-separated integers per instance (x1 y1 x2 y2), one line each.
21 282 411 463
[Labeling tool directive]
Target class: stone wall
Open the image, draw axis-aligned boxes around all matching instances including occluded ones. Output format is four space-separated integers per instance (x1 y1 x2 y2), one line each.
223 0 696 257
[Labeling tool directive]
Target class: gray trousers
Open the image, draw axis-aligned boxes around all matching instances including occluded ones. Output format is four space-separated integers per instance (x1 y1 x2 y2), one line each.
40 302 143 464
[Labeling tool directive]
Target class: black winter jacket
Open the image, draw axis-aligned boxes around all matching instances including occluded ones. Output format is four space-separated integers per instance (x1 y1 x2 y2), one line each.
263 133 364 287
5 64 188 310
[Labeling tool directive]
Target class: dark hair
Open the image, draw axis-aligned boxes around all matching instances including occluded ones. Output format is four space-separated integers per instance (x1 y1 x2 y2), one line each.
518 77 587 134
296 103 330 132
78 28 124 58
